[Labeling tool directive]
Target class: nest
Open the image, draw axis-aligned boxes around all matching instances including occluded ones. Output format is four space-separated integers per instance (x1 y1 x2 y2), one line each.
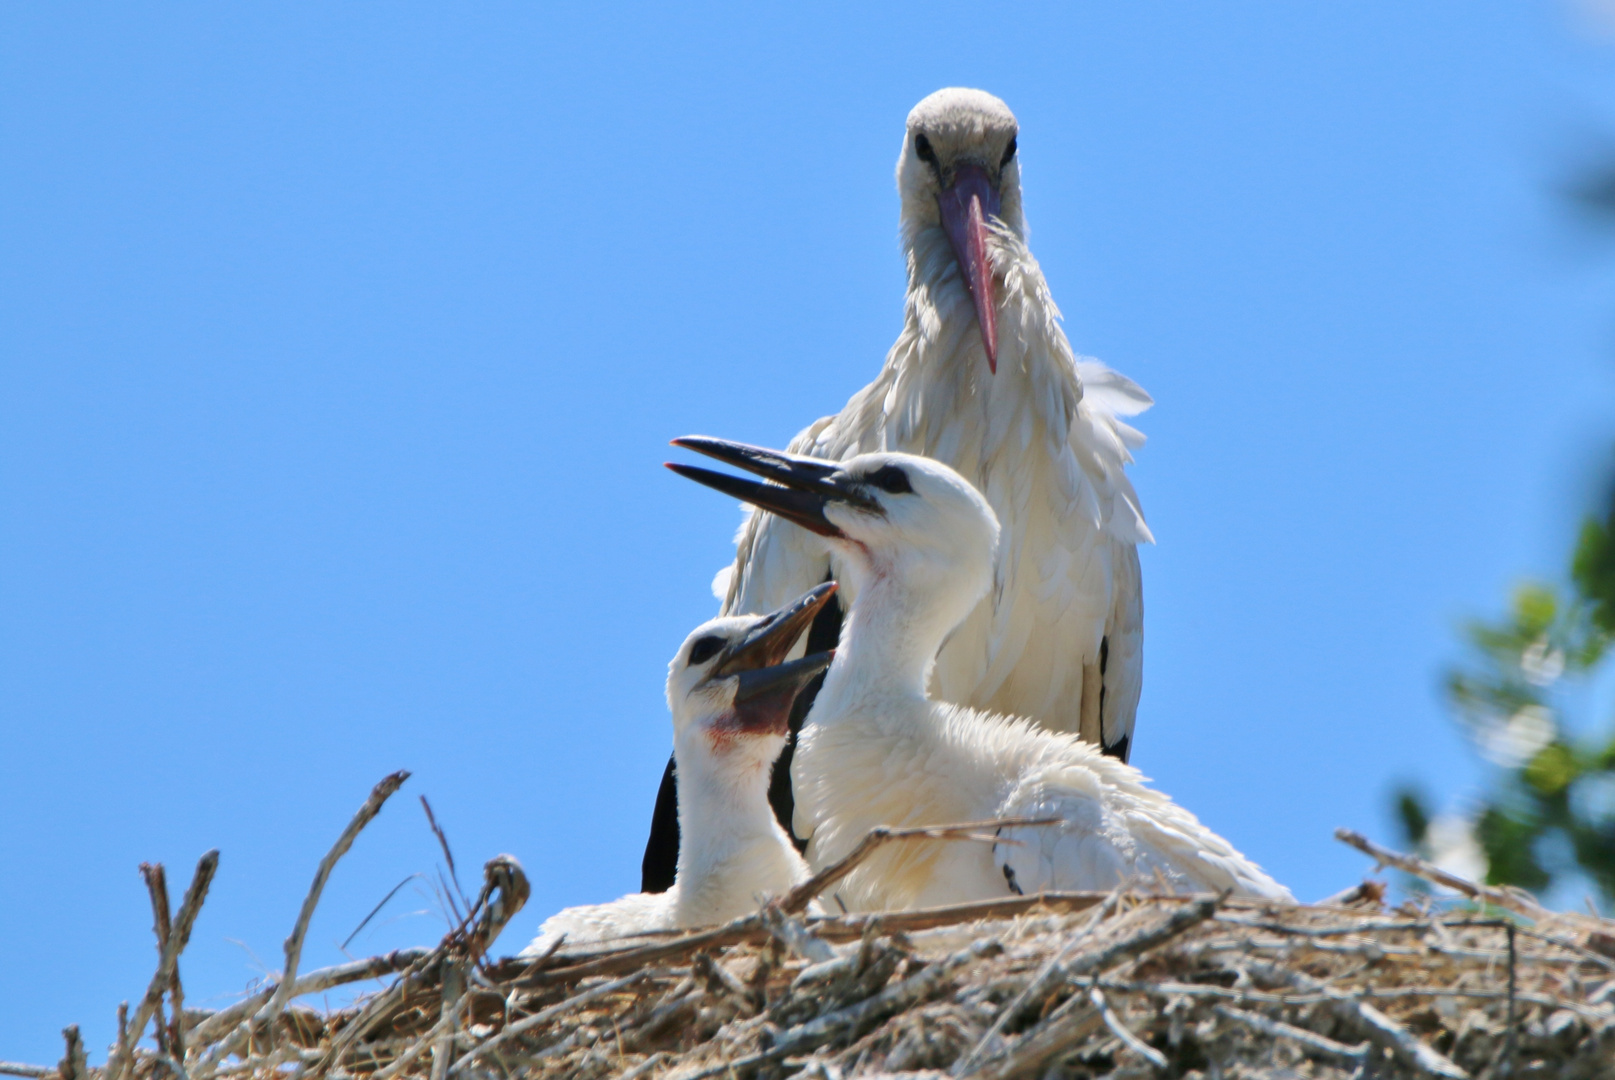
10 775 1615 1080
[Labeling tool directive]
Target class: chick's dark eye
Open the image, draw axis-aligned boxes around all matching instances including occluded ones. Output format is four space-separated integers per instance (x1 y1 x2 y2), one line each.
914 133 936 164
865 465 913 495
687 636 726 666
1000 135 1017 167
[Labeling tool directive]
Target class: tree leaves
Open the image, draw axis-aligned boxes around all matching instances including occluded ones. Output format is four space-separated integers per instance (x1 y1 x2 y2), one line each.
1406 472 1615 911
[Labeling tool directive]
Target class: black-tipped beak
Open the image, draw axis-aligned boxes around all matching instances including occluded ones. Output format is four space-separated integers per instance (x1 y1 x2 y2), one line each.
666 436 877 538
714 581 838 677
731 650 834 735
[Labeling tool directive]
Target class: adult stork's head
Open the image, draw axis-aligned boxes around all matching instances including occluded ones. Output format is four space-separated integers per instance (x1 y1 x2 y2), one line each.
665 584 836 765
670 438 1000 644
897 88 1023 373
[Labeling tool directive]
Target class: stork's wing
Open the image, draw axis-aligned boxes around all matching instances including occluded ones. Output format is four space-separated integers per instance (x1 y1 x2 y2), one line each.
1099 540 1143 762
992 760 1294 902
1069 360 1148 760
924 339 1150 753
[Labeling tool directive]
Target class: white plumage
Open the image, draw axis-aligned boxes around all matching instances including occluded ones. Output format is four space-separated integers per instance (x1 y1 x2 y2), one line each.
673 443 1292 912
722 88 1150 757
523 597 834 954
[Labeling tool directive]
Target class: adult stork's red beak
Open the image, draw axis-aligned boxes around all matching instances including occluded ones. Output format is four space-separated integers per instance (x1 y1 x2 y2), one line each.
938 162 1001 373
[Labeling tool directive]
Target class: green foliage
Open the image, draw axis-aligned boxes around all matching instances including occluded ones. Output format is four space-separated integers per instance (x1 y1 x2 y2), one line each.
1573 513 1615 636
1402 482 1615 910
1474 804 1552 894
1394 786 1430 848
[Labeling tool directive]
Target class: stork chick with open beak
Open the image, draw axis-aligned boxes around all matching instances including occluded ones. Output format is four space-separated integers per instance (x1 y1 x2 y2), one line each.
674 439 1292 911
643 88 1153 894
522 586 835 954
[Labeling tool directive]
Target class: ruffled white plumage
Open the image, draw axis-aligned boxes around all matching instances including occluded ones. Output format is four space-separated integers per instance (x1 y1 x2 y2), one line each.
771 451 1290 911
795 689 1291 912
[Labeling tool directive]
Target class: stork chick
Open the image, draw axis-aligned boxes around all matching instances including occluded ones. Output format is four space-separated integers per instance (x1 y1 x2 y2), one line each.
673 439 1292 911
522 586 835 954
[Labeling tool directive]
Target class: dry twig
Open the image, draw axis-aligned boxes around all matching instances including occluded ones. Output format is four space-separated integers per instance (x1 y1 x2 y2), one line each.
776 817 1057 916
52 813 1615 1080
1335 828 1549 921
110 850 219 1080
256 771 410 1031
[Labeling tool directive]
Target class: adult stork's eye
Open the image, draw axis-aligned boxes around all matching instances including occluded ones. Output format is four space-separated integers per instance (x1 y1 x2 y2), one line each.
687 636 726 666
914 133 937 164
865 465 913 495
1000 135 1017 167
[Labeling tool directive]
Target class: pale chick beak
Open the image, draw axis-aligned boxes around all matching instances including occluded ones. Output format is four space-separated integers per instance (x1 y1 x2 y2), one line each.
728 650 834 736
715 583 839 736
714 582 837 678
937 162 1001 373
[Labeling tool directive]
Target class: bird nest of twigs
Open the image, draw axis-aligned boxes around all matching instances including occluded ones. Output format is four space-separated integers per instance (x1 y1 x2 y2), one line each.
10 774 1615 1080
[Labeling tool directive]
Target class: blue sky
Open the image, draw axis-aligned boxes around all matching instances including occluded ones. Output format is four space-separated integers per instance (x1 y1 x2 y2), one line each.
5 1 1615 1065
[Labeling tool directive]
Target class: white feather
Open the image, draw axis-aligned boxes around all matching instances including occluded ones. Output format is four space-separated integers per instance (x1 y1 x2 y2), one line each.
786 451 1292 911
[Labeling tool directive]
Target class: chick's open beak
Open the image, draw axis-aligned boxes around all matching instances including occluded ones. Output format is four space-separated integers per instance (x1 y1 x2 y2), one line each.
715 581 837 677
730 651 833 736
716 583 839 735
666 436 877 538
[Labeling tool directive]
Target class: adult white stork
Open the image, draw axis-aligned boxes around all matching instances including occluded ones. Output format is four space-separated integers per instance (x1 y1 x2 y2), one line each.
671 439 1291 911
643 89 1151 891
523 587 835 954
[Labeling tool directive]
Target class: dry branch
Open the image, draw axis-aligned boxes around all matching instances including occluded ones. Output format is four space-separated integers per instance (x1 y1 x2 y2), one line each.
55 1028 84 1080
186 948 432 1047
110 850 218 1080
1334 827 1549 920
139 863 187 1059
52 811 1615 1080
446 970 655 1076
959 897 1219 1076
961 994 1103 1080
776 817 1057 916
1242 957 1470 1079
1212 1003 1368 1062
256 771 410 1031
1089 986 1166 1069
505 891 1114 988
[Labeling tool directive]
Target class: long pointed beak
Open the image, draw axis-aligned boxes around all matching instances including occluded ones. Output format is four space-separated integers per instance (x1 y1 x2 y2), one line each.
666 436 877 538
715 581 837 677
937 162 1001 373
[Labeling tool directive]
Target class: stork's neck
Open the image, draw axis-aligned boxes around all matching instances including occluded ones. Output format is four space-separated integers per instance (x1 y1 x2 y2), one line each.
670 728 782 886
887 220 1069 463
820 564 964 711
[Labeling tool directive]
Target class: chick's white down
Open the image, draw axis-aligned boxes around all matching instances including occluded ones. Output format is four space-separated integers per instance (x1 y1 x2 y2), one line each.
723 88 1149 757
781 452 1293 911
522 615 812 954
